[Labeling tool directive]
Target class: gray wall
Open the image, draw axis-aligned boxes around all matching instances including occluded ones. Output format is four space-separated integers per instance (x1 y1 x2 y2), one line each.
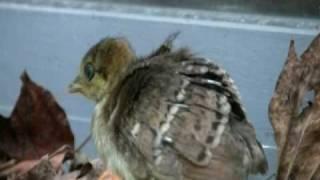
0 2 319 179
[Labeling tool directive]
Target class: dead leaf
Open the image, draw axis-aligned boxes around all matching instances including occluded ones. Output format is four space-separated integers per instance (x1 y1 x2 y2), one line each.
7 158 56 180
269 34 320 180
0 145 73 177
0 71 74 161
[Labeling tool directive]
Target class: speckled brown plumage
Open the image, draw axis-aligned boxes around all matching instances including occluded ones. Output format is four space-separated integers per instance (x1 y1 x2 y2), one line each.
69 34 268 180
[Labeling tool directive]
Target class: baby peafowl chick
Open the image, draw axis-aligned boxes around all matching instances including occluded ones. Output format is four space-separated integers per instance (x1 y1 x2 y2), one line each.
69 34 268 180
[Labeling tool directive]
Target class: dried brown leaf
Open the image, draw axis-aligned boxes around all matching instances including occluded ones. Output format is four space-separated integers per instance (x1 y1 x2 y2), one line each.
269 40 300 150
0 72 74 161
0 145 73 177
7 158 56 180
269 34 320 180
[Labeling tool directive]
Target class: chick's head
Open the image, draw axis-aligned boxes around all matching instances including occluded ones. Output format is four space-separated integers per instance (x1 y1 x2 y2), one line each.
69 37 135 102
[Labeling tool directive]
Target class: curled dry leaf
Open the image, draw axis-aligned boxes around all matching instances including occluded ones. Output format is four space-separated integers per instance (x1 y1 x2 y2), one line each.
0 72 74 161
269 34 320 180
0 145 73 178
7 158 56 180
0 144 111 180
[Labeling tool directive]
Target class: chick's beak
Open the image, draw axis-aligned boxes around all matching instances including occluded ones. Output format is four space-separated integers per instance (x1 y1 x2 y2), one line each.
68 76 82 93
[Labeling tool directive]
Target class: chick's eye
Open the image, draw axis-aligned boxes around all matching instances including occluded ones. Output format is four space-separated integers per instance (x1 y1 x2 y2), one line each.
84 63 95 81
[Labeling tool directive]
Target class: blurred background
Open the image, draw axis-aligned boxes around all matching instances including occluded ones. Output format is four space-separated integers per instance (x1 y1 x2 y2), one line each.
66 0 320 17
0 0 319 179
